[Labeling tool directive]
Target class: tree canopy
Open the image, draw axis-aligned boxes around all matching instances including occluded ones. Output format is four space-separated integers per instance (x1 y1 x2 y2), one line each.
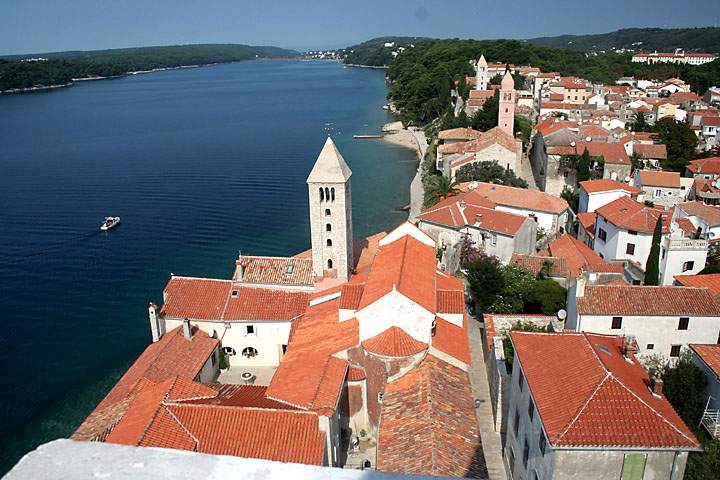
653 118 699 171
455 161 528 188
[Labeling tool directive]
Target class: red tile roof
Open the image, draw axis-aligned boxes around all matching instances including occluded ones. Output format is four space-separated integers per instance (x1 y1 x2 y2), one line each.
687 157 720 174
358 234 437 313
511 331 700 449
184 385 298 409
338 283 364 309
362 326 428 357
161 277 309 321
546 234 619 277
577 285 720 316
595 196 668 234
576 141 630 166
510 254 569 277
633 143 667 160
577 212 596 238
377 355 487 477
437 289 465 313
690 344 720 378
347 366 366 381
234 256 313 286
431 316 471 365
417 191 528 236
678 201 720 227
535 118 579 137
580 179 641 195
459 181 570 214
674 273 720 297
266 297 356 410
438 127 485 141
637 170 681 188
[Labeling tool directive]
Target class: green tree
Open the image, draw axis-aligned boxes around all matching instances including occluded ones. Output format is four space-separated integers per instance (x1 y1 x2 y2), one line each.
455 161 528 188
501 320 548 371
490 264 537 313
644 214 662 285
685 439 720 480
514 116 533 147
576 148 591 183
662 351 708 429
631 111 652 132
525 279 567 315
466 254 504 313
561 186 579 212
423 175 459 207
470 90 499 131
653 117 699 171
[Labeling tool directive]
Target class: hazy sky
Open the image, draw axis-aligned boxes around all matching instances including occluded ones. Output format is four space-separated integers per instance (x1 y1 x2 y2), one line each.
2 0 718 55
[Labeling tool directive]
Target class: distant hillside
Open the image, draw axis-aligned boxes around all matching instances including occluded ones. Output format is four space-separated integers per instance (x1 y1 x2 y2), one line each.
0 44 298 92
528 27 720 53
344 36 431 67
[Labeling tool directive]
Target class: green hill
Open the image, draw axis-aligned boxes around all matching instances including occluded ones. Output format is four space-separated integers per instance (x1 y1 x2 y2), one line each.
528 27 720 53
1 44 298 91
344 36 431 67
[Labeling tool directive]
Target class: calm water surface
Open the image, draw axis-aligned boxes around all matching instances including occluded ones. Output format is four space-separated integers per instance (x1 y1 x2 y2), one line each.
0 60 416 472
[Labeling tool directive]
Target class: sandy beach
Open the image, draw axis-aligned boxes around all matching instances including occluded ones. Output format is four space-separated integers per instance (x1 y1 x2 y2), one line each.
382 121 422 156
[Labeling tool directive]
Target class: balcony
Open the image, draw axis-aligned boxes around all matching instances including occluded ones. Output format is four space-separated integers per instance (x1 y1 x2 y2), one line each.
701 409 720 438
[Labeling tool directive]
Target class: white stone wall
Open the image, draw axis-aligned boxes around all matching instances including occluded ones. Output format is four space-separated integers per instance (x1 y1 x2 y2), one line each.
594 217 653 266
495 205 564 234
308 181 353 280
356 291 434 344
165 318 291 367
660 239 707 285
449 143 519 179
581 190 632 213
691 351 720 411
640 185 686 207
575 314 720 359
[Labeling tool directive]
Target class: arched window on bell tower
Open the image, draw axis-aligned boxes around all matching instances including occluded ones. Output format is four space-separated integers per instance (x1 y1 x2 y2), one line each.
325 208 331 216
327 259 333 269
327 239 332 247
331 187 335 201
319 188 324 202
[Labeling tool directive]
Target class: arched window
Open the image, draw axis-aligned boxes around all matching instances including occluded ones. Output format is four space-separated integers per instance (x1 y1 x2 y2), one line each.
327 239 332 247
241 347 258 358
319 188 324 202
325 208 331 216
325 187 330 201
331 188 335 201
326 223 332 232
327 259 333 269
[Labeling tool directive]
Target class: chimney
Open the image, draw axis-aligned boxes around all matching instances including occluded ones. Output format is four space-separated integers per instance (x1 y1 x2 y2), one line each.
575 275 587 298
237 251 244 280
651 378 664 396
148 303 161 343
475 213 483 225
183 318 192 340
459 200 467 211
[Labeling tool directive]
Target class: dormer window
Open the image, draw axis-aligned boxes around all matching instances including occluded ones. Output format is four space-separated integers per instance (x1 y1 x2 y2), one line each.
231 290 239 297
285 264 294 274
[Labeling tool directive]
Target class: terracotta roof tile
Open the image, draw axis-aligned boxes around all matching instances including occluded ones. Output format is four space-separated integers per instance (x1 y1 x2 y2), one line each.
377 355 487 477
458 181 570 214
338 283 364 309
510 254 568 277
432 316 471 365
438 127 485 141
633 144 667 160
678 201 720 227
437 290 465 313
183 385 297 409
578 285 720 316
674 274 720 297
580 179 641 195
637 170 681 188
577 212 596 238
595 196 668 234
576 141 630 166
347 366 366 381
362 326 428 357
690 344 720 378
688 157 720 174
511 331 700 449
161 277 309 322
234 256 313 286
546 234 617 277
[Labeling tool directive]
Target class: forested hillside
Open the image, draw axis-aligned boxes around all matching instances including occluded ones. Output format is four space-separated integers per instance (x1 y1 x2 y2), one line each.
528 27 720 53
0 44 297 91
343 36 430 66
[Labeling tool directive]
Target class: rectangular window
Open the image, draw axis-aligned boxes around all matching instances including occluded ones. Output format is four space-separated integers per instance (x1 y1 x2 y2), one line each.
246 325 255 335
626 243 635 255
523 440 530 468
513 410 520 437
621 453 647 480
655 189 662 196
647 344 654 350
670 345 681 357
628 230 637 235
611 316 623 329
598 228 607 242
539 434 546 456
678 317 689 330
682 261 694 272
518 369 524 391
528 398 535 423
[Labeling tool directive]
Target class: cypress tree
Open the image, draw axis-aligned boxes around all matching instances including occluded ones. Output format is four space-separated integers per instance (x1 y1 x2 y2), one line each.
645 214 663 285
576 148 591 183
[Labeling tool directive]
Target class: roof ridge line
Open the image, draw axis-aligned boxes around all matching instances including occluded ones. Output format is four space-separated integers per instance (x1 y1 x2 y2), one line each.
219 282 233 322
163 404 201 451
556 372 611 444
610 374 698 446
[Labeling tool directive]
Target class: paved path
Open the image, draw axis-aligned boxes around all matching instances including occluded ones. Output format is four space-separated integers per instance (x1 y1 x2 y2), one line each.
518 149 539 190
407 128 428 222
467 316 506 480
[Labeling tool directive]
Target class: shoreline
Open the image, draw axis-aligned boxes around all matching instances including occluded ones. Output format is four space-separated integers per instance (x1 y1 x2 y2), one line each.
344 63 388 69
381 122 428 220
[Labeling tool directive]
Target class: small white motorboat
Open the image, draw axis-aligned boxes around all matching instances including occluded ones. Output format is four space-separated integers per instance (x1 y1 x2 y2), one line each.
100 216 121 231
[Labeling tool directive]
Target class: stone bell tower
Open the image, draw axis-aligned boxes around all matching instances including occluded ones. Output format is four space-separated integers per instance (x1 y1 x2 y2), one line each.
307 137 353 280
475 54 488 91
499 70 516 136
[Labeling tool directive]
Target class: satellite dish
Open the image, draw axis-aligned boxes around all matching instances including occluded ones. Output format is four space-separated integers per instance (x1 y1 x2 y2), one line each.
557 309 568 320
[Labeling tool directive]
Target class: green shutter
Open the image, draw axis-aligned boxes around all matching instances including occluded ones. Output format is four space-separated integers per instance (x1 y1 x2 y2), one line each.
621 453 647 480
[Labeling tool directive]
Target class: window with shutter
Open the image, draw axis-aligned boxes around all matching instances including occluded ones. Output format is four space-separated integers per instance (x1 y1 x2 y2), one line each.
621 453 646 480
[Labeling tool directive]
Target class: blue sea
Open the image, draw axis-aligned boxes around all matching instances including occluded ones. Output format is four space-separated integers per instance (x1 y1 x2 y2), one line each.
0 60 416 472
